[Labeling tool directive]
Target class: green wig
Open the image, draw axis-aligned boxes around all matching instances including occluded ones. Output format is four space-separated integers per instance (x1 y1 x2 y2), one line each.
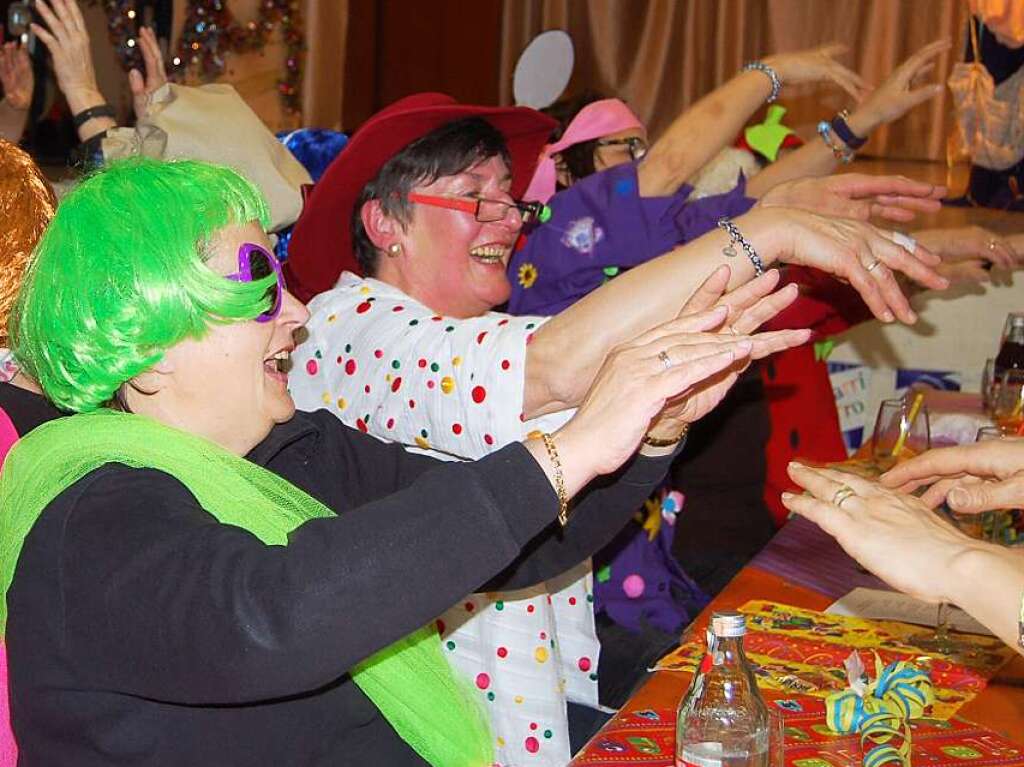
13 157 274 413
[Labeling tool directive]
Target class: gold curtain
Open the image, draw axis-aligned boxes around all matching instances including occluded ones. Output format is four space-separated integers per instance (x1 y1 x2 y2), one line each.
500 0 969 161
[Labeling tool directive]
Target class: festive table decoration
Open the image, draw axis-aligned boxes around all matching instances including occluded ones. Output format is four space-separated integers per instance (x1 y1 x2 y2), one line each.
826 652 933 767
656 601 1013 720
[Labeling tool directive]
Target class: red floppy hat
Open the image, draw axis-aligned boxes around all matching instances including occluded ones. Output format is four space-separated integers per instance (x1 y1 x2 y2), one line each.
284 93 557 303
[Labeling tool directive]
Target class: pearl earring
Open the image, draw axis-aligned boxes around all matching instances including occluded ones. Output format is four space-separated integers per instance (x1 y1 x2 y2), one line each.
387 243 402 257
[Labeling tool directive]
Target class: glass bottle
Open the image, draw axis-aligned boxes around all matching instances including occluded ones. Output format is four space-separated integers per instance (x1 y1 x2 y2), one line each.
676 612 769 767
995 312 1024 379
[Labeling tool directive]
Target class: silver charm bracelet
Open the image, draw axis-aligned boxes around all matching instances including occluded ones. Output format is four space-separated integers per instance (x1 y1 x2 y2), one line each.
717 216 765 276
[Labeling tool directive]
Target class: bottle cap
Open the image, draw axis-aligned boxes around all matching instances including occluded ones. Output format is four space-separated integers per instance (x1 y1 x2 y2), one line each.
710 611 746 637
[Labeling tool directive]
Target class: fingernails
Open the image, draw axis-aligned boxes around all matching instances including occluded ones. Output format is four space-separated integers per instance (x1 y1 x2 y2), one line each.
948 487 970 508
882 311 895 323
906 310 918 324
788 461 804 471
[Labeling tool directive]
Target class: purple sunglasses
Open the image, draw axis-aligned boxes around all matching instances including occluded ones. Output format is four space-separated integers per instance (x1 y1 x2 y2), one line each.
226 242 284 323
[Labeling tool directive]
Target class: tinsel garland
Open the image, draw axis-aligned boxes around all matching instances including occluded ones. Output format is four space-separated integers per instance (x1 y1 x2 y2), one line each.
86 1 304 114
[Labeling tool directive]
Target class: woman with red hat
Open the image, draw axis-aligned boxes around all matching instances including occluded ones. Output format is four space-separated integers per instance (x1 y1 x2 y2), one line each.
285 91 949 762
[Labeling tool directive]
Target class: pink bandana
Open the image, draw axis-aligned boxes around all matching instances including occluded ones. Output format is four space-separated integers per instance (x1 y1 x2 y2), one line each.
523 98 643 203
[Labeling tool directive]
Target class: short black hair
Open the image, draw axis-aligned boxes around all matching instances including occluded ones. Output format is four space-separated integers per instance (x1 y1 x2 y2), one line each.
352 117 510 276
542 91 607 188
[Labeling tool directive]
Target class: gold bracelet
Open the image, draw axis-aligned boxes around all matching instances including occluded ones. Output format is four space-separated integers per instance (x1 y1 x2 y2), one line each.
642 423 689 447
540 433 569 527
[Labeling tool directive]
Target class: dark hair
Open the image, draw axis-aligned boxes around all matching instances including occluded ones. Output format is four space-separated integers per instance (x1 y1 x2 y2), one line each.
542 91 607 188
352 117 510 275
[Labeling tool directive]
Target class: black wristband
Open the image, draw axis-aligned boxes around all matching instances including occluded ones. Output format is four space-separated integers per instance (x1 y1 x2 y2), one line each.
72 103 116 129
830 110 866 150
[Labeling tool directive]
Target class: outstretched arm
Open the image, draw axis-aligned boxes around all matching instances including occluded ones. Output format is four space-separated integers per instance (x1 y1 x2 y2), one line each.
639 44 866 197
525 205 947 415
784 462 1024 654
747 39 950 197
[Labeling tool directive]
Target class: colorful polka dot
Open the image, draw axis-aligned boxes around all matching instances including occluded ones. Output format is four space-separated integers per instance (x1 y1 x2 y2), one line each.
497 737 505 747
356 301 372 314
359 286 371 294
501 359 510 370
534 647 549 664
514 695 524 705
430 362 440 372
344 359 357 375
529 722 538 731
374 349 383 359
526 604 535 614
392 305 404 312
391 377 402 393
487 691 495 701
305 359 318 375
408 399 416 408
391 359 400 369
471 385 487 403
496 646 508 658
321 392 331 404
484 434 494 446
355 418 368 433
464 601 474 612
327 313 337 323
476 331 488 344
431 315 443 322
445 325 455 333
386 418 395 429
495 600 504 611
622 573 646 599
415 436 430 449
498 318 509 326
524 736 539 753
452 356 462 366
578 656 592 672
336 397 347 410
427 380 435 389
344 344 352 353
543 729 552 739
452 423 463 435
336 355 343 364
440 376 455 394
418 358 427 368
539 631 547 640
409 319 419 326
475 673 490 690
364 384 371 394
568 597 576 605
445 640 455 651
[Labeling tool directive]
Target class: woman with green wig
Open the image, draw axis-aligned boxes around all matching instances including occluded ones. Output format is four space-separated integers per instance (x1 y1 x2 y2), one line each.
1 156 764 765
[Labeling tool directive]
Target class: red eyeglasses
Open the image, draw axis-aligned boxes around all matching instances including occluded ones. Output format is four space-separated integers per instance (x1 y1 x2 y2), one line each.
407 192 551 225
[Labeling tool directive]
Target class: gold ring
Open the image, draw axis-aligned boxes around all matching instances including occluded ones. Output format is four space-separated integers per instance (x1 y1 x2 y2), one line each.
831 485 857 508
865 259 881 273
657 350 672 371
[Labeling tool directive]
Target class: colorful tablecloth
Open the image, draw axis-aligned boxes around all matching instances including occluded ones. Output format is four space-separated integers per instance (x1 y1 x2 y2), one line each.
655 601 1015 720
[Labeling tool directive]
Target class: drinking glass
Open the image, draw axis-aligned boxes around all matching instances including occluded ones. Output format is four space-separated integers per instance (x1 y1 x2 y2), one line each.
981 358 999 414
768 706 786 766
872 398 930 473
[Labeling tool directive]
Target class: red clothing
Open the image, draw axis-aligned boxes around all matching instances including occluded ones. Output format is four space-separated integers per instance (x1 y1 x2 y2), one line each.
760 268 871 525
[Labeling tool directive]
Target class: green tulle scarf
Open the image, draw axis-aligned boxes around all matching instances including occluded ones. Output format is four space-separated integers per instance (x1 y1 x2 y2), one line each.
0 410 493 766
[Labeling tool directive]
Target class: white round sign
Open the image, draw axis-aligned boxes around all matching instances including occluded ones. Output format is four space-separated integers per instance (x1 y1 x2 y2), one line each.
513 30 575 109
